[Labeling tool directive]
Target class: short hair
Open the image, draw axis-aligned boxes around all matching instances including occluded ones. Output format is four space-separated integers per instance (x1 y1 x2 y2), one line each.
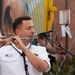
12 16 31 32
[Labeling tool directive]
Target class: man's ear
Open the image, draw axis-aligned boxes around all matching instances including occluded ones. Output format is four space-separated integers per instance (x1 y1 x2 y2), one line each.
15 29 21 36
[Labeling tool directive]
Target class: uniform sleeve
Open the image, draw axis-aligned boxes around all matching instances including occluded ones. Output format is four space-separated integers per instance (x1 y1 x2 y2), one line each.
0 47 3 74
0 49 1 75
38 47 51 72
0 58 1 75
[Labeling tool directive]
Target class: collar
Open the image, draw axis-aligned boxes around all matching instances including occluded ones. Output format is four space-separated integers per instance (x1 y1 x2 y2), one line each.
11 43 31 53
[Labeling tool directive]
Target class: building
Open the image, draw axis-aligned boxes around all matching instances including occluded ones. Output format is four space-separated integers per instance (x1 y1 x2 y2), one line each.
53 0 75 56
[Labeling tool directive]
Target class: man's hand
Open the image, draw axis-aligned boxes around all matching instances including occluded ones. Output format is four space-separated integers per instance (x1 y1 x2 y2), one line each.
0 36 6 47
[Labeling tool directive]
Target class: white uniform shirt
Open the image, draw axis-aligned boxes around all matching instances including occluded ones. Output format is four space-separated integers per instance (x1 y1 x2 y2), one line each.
0 43 50 75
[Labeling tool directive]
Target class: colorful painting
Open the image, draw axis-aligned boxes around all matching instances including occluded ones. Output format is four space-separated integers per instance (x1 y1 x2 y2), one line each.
0 0 56 36
0 0 45 35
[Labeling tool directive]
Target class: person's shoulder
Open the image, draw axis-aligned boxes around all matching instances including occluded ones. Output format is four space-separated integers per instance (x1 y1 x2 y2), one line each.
31 45 48 55
31 44 46 51
32 44 45 48
0 45 11 51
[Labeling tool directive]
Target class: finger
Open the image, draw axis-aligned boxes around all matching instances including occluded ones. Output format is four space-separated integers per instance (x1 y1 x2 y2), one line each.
0 36 6 39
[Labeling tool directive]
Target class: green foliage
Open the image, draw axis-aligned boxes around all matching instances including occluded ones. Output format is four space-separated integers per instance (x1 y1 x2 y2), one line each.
43 56 75 75
43 72 50 75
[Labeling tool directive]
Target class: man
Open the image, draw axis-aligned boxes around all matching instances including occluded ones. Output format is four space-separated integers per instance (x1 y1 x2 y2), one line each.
0 16 51 75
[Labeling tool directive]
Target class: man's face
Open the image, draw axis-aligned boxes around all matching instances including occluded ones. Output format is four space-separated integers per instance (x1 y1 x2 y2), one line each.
16 20 35 39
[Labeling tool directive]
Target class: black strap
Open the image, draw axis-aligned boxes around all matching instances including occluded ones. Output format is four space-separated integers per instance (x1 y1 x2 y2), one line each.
10 44 30 75
21 52 29 75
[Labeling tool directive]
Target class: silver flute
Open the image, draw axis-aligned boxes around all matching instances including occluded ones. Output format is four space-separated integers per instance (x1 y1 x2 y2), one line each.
0 37 30 42
0 33 38 42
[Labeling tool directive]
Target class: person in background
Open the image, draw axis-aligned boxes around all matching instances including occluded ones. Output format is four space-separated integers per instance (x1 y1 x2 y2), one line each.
31 39 39 46
38 34 56 72
54 36 65 61
0 16 51 75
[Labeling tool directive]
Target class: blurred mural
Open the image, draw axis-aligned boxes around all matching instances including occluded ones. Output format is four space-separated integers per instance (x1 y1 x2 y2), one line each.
0 0 57 36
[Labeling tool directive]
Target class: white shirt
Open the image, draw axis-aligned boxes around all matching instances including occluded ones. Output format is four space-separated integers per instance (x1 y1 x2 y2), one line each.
0 43 50 75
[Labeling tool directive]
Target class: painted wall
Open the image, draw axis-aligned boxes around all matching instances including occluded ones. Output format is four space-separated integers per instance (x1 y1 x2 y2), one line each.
0 0 56 35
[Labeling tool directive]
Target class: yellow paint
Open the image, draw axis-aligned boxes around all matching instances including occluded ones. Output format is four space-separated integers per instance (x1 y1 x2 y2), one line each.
27 0 32 4
44 0 57 31
44 0 49 31
28 0 57 33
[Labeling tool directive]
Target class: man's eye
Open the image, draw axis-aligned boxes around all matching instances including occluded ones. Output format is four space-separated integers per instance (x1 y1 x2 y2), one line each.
27 27 31 30
27 26 34 30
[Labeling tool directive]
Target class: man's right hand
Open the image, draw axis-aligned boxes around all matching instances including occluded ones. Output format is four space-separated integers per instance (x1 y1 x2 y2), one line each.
0 36 6 47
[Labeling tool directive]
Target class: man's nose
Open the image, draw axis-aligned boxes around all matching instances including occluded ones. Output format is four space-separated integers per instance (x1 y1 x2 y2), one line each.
31 28 35 33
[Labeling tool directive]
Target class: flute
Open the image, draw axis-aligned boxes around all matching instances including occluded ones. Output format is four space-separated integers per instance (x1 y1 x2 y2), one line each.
0 33 38 42
0 37 30 42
